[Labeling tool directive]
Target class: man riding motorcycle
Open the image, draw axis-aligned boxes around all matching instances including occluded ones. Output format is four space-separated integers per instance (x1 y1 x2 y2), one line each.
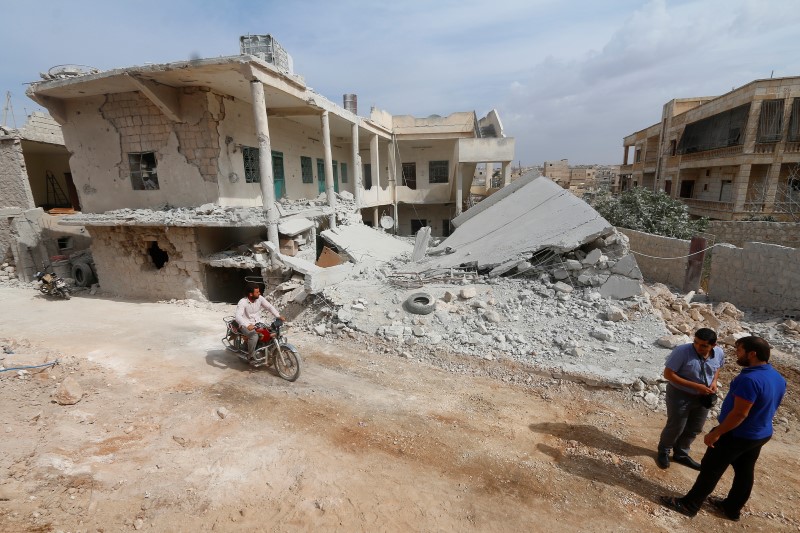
235 284 285 361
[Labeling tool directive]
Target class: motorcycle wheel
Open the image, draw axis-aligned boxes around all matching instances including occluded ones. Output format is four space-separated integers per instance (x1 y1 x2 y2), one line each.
274 345 301 382
60 288 71 300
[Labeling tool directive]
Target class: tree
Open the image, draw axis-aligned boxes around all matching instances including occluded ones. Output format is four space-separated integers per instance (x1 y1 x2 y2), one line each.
588 188 708 239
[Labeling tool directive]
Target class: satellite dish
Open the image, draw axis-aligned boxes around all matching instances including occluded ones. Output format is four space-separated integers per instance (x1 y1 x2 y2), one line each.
380 215 394 229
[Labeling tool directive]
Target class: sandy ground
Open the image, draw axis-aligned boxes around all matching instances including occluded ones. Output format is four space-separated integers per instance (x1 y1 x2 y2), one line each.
0 286 798 532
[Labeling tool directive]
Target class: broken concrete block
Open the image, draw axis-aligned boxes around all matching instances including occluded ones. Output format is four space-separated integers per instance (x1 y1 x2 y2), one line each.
442 291 455 303
484 310 501 323
720 332 749 346
470 300 488 309
337 309 353 323
412 326 425 337
216 407 230 419
351 303 366 311
53 377 83 405
657 334 690 349
385 325 405 338
553 282 573 293
459 287 477 299
609 254 642 279
582 248 602 266
599 275 642 300
553 268 570 280
313 324 327 336
566 259 582 270
412 226 431 262
590 328 614 341
605 306 627 322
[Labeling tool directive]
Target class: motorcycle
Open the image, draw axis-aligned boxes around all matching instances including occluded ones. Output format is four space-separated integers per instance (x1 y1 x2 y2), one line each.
222 317 301 381
33 267 71 300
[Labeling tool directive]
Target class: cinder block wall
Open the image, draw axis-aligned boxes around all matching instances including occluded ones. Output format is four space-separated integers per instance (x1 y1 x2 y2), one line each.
617 228 689 289
709 242 800 312
90 226 205 300
1 138 36 261
708 221 800 249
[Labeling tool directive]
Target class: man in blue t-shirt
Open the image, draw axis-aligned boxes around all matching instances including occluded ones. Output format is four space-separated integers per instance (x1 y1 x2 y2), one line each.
657 328 725 470
661 336 786 521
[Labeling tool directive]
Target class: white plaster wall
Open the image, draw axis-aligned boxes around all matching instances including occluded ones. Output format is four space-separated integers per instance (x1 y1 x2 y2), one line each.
0 138 35 209
457 138 515 163
393 141 455 205
396 204 455 237
358 142 392 208
216 97 357 206
21 145 72 208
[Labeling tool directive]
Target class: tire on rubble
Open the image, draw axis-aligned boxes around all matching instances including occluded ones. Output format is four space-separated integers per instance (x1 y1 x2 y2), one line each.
404 292 435 315
71 262 95 287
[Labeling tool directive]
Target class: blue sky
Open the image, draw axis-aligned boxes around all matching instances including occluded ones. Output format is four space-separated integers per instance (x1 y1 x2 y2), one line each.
1 0 798 165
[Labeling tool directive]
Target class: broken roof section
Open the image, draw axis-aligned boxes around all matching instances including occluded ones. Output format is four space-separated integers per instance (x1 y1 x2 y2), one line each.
321 224 413 263
419 177 614 274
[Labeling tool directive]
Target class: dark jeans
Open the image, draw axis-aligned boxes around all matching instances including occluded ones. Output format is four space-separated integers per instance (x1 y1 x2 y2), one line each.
658 384 710 457
679 432 771 517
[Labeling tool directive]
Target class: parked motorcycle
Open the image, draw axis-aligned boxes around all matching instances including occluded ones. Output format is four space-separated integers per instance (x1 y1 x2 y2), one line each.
34 267 71 300
222 317 301 381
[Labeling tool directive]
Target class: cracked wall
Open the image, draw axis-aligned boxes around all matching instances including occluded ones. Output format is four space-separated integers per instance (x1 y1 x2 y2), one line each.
89 226 206 300
1 138 36 262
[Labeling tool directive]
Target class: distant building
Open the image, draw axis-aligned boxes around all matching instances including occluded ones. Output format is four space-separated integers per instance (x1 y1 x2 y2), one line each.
620 77 800 220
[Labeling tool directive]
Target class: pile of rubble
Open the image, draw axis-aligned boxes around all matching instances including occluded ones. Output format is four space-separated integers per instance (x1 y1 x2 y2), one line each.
0 261 19 283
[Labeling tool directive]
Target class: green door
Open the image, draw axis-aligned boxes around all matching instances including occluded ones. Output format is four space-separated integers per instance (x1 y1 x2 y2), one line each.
272 151 285 200
317 158 325 193
332 160 339 193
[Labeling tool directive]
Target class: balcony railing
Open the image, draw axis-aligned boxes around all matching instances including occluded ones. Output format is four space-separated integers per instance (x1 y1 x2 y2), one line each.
753 143 777 155
785 142 800 154
681 145 743 161
682 198 734 212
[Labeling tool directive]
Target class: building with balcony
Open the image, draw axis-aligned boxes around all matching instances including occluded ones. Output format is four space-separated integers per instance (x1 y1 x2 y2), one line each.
620 77 800 220
26 45 514 300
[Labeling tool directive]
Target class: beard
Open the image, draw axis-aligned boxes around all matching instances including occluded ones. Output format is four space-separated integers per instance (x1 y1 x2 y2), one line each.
736 355 750 367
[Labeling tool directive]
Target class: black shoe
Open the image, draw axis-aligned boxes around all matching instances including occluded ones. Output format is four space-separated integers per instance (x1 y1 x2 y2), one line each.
660 496 696 517
708 496 740 521
657 452 670 469
672 454 702 470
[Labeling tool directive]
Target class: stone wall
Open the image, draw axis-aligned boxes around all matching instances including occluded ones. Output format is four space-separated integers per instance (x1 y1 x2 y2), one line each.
617 228 689 289
89 226 206 300
709 242 800 312
708 221 800 248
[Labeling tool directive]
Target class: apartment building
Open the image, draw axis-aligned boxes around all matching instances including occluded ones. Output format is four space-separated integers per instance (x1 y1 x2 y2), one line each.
620 77 800 220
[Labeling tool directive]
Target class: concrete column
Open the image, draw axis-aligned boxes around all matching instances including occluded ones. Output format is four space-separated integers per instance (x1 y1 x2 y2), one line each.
764 162 782 211
388 137 398 232
373 207 379 228
732 164 751 213
370 134 380 204
320 110 337 228
351 122 362 209
250 81 278 246
502 162 511 187
743 101 763 152
455 163 463 216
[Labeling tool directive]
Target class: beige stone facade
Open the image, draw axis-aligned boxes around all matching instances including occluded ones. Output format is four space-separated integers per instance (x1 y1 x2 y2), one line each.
620 77 800 220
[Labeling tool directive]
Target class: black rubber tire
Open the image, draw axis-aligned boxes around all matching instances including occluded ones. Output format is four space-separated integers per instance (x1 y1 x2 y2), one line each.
71 262 94 287
404 292 435 315
275 345 301 382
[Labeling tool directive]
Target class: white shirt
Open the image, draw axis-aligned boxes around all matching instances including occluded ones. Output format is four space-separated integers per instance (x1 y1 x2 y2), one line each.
235 295 280 327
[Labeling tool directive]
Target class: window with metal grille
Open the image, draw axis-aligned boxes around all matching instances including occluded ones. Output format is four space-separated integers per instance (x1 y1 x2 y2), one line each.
789 99 800 142
341 162 348 183
243 146 260 183
301 156 313 183
129 152 159 190
402 162 417 189
363 163 372 189
429 160 449 184
757 99 785 143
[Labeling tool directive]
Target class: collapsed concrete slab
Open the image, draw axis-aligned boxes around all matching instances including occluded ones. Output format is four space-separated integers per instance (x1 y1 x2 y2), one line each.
320 224 413 263
420 177 613 273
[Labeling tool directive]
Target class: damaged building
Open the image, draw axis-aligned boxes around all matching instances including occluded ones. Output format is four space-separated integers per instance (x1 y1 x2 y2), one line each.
0 112 90 282
26 35 515 301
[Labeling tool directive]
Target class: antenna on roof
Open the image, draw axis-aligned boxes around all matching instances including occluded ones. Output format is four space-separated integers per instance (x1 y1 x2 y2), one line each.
2 91 16 129
770 70 774 78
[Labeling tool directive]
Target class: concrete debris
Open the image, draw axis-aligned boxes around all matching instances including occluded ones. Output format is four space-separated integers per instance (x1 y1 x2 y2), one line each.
412 226 432 262
320 224 413 264
216 407 230 419
459 287 477 299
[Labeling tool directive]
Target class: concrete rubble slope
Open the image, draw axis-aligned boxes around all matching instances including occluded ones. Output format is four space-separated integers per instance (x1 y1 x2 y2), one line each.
320 224 413 263
419 177 613 274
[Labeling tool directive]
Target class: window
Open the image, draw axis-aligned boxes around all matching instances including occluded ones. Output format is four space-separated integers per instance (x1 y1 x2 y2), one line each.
634 149 641 163
670 139 677 156
243 146 260 183
411 219 427 234
129 152 159 190
442 219 453 237
756 99 785 143
363 163 372 189
341 162 348 183
429 160 449 184
788 99 800 142
720 180 732 202
301 156 313 183
272 151 285 200
402 162 417 189
677 103 750 154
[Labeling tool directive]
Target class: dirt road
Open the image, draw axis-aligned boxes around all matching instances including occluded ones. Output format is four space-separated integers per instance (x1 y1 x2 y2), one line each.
0 287 798 532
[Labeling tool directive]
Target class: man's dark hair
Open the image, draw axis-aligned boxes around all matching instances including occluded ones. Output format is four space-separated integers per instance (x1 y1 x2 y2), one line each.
245 283 260 296
694 328 717 345
735 336 771 362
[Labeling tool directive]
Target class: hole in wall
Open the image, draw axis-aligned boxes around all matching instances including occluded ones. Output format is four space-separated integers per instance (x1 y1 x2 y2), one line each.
148 241 169 269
